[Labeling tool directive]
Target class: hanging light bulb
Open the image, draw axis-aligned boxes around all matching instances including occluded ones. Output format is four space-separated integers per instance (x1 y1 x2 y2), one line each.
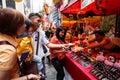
14 0 22 2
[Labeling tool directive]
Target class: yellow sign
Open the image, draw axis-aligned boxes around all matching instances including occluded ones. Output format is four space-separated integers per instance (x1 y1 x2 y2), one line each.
14 0 22 2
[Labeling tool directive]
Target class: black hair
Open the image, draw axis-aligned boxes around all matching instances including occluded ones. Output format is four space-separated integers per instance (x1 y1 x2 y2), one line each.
25 19 34 31
93 30 105 36
108 55 116 63
28 13 42 19
55 26 66 43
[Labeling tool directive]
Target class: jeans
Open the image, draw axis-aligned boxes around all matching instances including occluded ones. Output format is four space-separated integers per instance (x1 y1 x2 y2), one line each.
52 58 65 80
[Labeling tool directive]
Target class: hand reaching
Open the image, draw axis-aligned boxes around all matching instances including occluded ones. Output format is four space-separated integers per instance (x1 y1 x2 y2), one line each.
61 43 75 51
27 74 41 80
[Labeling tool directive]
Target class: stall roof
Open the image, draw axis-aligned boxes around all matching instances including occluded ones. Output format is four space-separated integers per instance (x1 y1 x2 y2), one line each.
60 0 82 14
81 0 120 15
60 0 120 15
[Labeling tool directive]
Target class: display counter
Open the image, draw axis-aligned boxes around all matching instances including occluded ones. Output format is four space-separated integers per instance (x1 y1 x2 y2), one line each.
63 52 120 80
63 54 97 80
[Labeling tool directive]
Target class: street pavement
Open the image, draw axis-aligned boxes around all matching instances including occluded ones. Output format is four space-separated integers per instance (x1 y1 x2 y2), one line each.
45 63 57 80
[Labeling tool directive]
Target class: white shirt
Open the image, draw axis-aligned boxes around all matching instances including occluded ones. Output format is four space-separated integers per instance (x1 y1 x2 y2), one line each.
32 28 49 62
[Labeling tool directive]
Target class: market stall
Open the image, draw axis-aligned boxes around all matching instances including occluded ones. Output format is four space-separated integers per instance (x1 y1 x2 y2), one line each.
60 0 120 80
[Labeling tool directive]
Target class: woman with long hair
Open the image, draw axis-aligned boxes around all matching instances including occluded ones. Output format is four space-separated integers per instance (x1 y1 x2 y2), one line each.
50 26 67 80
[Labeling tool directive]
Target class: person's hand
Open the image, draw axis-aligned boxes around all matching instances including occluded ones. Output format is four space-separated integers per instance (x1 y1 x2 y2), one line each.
68 43 75 47
27 74 41 80
61 43 75 50
61 44 70 51
62 48 70 53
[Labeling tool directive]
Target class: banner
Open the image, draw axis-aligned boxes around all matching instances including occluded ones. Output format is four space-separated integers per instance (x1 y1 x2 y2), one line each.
81 0 94 9
48 8 59 23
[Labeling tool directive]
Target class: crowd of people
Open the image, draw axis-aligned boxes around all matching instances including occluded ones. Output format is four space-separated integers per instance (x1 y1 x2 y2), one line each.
0 8 40 80
0 7 120 80
0 8 70 80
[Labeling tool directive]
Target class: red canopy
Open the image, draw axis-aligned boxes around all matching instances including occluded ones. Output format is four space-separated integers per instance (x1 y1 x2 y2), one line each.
81 0 120 15
60 0 120 15
60 0 81 14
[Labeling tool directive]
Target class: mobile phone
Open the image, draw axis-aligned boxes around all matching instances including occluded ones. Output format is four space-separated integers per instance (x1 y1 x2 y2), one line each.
40 74 47 80
20 51 29 62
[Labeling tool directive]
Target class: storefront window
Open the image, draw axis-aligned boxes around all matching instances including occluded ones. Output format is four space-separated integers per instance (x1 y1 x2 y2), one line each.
26 0 30 8
6 0 15 9
0 0 2 9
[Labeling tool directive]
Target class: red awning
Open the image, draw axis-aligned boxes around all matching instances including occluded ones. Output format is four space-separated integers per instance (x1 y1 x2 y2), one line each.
60 0 82 14
60 0 120 15
81 0 120 15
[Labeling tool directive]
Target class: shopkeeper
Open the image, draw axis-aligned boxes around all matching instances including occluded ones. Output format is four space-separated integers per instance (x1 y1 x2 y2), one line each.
87 30 120 52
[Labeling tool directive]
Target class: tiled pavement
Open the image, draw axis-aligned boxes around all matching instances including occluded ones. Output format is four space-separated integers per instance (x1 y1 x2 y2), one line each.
45 58 71 80
44 57 57 80
45 64 57 80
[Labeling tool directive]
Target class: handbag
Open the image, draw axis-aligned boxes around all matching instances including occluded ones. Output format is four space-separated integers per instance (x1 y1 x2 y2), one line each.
20 61 38 75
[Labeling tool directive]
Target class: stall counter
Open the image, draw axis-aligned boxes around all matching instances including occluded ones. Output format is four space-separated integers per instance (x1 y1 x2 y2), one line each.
63 54 97 80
